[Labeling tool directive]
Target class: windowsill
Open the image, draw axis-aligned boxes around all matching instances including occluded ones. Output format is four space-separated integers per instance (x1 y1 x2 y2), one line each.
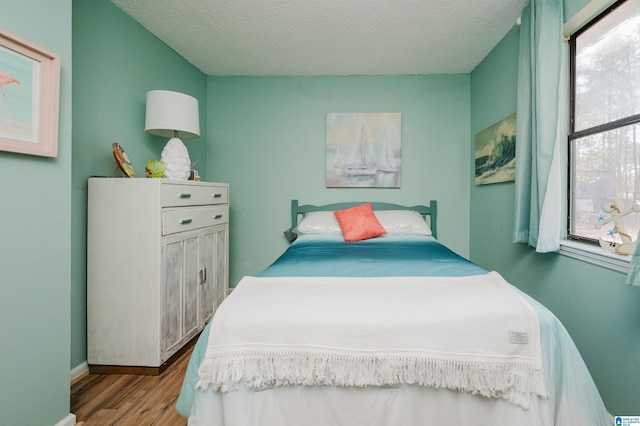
559 239 630 274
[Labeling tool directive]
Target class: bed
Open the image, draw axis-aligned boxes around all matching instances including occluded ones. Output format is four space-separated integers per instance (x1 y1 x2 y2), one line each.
176 200 611 425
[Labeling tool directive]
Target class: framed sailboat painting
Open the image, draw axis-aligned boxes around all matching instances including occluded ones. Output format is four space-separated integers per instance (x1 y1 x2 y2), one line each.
326 112 401 188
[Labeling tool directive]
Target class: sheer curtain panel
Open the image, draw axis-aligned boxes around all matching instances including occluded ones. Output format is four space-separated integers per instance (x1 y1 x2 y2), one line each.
513 0 565 253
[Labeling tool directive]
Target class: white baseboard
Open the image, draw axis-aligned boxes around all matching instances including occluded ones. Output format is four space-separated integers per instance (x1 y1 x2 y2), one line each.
54 413 76 426
70 361 89 383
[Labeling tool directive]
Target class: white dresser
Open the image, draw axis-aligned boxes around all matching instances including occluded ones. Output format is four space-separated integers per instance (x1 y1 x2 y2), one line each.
87 178 229 374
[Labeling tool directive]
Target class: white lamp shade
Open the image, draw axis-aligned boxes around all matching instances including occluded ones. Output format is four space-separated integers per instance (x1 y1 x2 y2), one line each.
145 90 200 139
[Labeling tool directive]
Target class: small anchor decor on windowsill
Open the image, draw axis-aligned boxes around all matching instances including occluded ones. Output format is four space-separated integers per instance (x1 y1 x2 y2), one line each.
594 197 640 256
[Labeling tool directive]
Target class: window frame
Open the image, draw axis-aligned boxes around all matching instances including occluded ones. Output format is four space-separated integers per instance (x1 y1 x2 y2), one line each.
567 0 640 245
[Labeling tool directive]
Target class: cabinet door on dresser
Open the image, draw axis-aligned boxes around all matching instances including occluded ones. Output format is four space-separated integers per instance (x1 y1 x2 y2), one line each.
161 231 201 362
200 224 229 325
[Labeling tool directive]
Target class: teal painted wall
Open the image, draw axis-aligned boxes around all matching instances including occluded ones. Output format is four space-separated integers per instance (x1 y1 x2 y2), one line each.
0 0 73 425
71 0 207 368
206 75 472 287
469 5 640 414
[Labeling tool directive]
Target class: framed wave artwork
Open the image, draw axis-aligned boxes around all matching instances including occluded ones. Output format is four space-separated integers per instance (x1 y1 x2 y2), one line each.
474 112 516 185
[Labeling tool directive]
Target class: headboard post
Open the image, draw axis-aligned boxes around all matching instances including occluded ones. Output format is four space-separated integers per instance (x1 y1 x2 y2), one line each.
430 200 437 239
291 200 299 231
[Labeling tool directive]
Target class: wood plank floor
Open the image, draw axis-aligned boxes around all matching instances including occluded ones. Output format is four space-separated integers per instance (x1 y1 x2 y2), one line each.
71 345 193 426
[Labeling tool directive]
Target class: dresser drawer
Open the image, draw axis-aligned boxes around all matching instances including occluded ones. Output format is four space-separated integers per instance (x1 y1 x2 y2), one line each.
162 206 229 235
161 184 228 207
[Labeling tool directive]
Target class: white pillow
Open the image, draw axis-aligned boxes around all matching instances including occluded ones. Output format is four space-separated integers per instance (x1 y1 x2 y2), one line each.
374 210 432 235
296 209 432 236
295 211 341 234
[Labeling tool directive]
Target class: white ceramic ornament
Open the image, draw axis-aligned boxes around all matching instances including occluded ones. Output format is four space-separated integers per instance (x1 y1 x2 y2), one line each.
160 137 191 180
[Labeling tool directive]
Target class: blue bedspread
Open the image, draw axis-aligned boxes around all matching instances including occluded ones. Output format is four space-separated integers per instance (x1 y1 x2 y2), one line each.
258 235 487 277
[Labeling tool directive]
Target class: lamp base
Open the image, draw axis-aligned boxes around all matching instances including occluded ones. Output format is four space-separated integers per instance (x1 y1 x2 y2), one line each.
160 137 191 180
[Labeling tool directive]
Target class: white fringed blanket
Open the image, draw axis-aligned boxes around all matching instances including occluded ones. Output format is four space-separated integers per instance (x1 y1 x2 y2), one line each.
196 272 547 408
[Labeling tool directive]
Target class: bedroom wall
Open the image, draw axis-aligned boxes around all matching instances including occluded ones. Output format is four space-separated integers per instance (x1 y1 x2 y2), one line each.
0 0 73 425
206 75 472 287
469 0 640 414
71 0 208 370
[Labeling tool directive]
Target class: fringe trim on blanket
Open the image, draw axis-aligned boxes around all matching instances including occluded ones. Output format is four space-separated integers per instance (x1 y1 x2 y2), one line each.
196 350 548 409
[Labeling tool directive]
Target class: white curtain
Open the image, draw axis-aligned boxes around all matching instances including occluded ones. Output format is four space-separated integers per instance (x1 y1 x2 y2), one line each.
513 0 565 253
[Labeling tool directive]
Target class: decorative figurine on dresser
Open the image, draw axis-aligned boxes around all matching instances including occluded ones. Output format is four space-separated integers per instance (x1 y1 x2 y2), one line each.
87 178 229 375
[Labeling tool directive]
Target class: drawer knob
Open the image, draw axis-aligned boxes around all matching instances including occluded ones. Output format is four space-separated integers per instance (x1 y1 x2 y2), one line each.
213 193 222 198
179 193 192 199
180 219 193 225
213 214 223 219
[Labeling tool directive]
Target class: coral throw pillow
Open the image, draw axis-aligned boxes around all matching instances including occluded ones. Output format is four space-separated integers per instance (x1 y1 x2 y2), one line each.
333 203 387 242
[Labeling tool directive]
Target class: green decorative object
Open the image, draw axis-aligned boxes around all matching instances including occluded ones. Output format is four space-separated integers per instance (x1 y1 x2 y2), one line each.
146 160 164 178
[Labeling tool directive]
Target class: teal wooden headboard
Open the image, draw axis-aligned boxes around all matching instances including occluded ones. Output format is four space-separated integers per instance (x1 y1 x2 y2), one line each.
290 200 437 239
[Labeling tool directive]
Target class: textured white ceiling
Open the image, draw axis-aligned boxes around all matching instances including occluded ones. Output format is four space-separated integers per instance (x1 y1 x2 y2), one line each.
111 0 527 76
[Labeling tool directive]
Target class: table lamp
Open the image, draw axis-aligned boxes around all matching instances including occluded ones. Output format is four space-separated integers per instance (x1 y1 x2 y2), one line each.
145 90 200 180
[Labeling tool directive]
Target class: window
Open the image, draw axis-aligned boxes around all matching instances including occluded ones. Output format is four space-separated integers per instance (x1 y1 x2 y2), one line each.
568 0 640 249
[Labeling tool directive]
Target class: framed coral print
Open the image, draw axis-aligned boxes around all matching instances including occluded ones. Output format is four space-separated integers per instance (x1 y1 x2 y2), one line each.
0 29 60 157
